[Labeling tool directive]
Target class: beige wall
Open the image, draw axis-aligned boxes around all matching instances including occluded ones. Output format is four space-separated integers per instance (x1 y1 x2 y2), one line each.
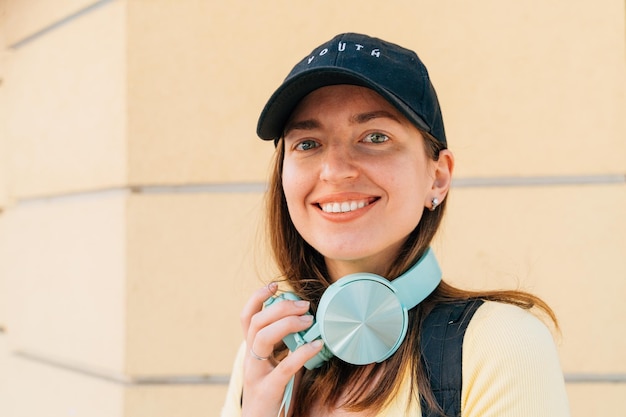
0 0 624 416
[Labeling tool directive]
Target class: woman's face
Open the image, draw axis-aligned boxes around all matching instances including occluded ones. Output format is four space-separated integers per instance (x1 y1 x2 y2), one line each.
282 85 451 279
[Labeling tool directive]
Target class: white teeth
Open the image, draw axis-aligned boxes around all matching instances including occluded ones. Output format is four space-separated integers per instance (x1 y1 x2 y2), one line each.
321 199 370 213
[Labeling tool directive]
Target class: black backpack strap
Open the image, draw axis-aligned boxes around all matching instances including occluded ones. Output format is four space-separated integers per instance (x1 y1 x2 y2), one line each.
419 299 484 417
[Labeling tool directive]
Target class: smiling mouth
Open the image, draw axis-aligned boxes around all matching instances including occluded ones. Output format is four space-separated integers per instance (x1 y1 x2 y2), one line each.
318 198 378 213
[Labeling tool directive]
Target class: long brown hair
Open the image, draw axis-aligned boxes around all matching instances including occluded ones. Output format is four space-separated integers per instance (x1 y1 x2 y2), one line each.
265 133 557 416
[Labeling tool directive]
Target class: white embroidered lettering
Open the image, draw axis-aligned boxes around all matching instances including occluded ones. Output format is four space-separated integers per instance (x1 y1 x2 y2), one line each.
338 42 346 52
319 48 328 56
355 44 364 51
371 49 380 58
307 56 315 64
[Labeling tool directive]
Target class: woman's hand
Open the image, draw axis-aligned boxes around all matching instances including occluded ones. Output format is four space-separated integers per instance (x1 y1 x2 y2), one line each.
240 283 324 417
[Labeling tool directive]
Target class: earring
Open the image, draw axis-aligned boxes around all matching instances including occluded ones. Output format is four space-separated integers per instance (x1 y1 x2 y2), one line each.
430 197 439 211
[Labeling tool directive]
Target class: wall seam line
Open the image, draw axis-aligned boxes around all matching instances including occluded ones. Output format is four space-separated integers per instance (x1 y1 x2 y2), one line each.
8 0 114 49
9 351 626 385
9 174 625 205
13 351 230 386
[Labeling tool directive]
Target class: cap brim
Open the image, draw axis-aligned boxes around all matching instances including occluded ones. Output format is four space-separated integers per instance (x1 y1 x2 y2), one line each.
256 67 431 141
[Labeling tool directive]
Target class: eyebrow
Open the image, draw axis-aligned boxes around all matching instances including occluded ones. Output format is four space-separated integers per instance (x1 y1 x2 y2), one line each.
283 119 321 136
283 110 401 137
351 110 401 124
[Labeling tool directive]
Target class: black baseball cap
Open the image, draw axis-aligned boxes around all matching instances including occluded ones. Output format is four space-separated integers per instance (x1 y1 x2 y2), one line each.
257 33 447 146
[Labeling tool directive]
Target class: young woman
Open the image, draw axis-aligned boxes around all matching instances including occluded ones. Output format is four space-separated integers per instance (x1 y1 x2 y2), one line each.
222 33 570 417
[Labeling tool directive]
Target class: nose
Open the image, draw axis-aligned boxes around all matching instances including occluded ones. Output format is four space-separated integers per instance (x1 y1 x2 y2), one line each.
319 144 359 183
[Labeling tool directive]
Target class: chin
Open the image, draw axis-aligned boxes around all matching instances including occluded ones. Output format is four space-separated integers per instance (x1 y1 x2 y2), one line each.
319 246 392 265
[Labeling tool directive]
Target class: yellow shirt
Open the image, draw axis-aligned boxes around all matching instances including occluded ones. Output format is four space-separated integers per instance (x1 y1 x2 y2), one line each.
221 301 570 416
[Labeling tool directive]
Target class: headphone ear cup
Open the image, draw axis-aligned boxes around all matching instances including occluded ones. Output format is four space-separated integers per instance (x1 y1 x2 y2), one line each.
264 247 441 369
317 275 408 365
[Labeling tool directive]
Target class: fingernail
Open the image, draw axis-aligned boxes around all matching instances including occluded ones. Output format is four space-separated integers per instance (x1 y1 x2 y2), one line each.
267 282 278 292
310 339 323 349
299 314 313 323
294 300 310 309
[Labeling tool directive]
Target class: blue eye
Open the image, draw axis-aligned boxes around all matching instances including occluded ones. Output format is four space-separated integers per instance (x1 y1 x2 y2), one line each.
363 132 389 143
295 140 319 151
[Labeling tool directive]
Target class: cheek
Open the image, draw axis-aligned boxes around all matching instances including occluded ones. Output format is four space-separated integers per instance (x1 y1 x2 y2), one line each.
281 162 296 198
281 162 308 213
390 161 432 208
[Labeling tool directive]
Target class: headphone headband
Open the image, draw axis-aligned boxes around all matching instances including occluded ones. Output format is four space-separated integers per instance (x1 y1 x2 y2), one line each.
390 247 441 309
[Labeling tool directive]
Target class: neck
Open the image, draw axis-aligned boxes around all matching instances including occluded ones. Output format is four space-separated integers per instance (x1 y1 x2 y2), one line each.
324 248 399 282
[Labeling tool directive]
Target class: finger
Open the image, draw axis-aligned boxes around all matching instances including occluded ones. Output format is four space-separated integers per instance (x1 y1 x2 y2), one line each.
270 340 325 384
242 341 325 415
240 282 278 336
251 314 314 359
244 339 325 407
248 298 311 339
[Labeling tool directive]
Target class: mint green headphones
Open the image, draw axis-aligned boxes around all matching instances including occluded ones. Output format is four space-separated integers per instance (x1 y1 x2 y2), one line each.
264 247 442 369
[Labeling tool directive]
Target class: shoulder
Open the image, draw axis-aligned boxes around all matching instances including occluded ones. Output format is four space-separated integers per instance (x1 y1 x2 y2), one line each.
463 301 560 374
461 301 570 416
465 301 555 350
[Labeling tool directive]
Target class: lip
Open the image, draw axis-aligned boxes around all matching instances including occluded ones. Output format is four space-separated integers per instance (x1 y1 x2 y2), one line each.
312 193 380 220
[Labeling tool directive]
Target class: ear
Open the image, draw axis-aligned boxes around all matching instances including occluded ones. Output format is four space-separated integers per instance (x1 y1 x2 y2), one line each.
425 149 454 209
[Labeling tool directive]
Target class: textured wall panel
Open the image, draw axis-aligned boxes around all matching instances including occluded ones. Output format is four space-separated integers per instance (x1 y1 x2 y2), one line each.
566 384 626 417
126 192 268 376
0 335 7 412
125 384 227 417
0 215 7 329
126 0 274 185
1 353 124 417
5 0 126 198
0 7 8 209
1 191 127 373
435 184 626 374
415 0 626 178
